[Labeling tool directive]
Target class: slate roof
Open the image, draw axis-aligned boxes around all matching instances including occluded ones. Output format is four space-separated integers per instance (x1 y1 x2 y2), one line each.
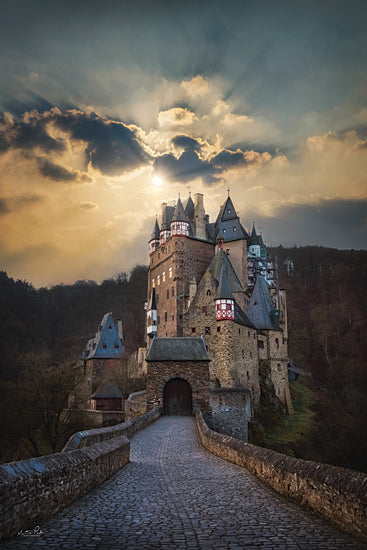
208 249 245 293
172 197 188 222
216 264 233 300
214 196 248 242
247 276 281 331
183 195 195 221
234 302 257 329
92 382 122 399
145 337 211 362
150 217 160 241
81 312 126 360
147 287 157 310
161 205 175 230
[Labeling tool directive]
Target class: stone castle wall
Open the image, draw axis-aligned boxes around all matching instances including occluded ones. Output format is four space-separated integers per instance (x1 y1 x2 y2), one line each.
146 361 210 412
196 410 367 542
207 389 251 441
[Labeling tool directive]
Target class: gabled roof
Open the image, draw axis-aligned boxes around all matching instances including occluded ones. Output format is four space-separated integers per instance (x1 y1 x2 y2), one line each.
172 197 188 222
247 276 281 331
214 195 248 242
208 249 245 293
145 337 211 362
81 312 126 360
150 217 160 241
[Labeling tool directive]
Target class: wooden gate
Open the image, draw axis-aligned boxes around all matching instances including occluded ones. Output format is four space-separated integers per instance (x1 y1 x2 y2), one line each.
163 378 192 416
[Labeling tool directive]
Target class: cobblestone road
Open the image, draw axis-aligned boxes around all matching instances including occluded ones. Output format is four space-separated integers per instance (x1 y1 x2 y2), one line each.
2 416 366 550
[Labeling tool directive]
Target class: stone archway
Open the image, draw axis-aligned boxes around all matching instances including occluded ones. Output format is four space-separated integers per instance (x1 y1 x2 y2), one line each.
163 378 193 416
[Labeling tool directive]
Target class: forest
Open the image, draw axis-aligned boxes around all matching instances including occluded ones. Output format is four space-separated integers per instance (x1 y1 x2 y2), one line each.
0 246 366 471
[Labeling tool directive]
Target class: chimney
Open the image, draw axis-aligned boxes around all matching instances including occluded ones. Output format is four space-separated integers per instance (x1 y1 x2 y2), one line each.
117 319 123 343
194 193 207 239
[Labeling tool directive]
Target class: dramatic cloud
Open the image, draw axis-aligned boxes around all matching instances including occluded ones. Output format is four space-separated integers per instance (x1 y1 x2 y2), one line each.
36 158 92 184
153 150 220 185
0 194 43 216
77 201 99 210
171 135 201 152
0 109 151 181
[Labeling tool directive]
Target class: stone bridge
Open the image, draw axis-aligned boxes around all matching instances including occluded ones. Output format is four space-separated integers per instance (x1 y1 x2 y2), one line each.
1 414 366 550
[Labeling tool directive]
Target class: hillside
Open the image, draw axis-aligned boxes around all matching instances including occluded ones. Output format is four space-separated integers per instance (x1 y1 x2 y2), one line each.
0 246 366 470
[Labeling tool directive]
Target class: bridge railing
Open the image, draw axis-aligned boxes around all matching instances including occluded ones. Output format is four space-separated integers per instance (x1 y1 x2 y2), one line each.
0 407 161 543
196 409 367 542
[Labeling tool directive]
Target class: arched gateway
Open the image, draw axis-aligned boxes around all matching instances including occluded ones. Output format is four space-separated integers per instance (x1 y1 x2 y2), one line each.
145 337 210 414
163 378 192 415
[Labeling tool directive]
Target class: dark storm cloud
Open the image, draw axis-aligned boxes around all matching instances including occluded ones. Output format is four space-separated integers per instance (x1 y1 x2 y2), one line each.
36 158 92 183
153 150 220 185
154 145 270 185
52 111 150 175
252 199 367 250
0 108 150 178
171 135 201 152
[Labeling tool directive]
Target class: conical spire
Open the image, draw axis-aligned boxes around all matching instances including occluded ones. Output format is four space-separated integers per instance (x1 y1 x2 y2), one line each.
172 197 187 222
150 217 160 241
247 275 280 330
184 194 195 220
251 221 257 237
216 264 233 300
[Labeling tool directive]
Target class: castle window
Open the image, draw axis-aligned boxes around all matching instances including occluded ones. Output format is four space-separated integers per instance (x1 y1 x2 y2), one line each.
253 333 256 339
102 342 107 349
217 326 221 333
157 275 160 286
247 371 250 381
165 312 167 322
233 226 236 231
258 340 264 349
238 328 240 334
167 289 170 299
202 306 207 314
158 316 160 324
191 327 196 334
152 278 155 288
275 338 279 349
163 271 166 282
223 228 226 233
242 349 245 358
228 209 231 214
169 267 173 278
171 286 174 297
250 351 252 358
158 253 160 259
205 326 211 335
172 315 174 321
206 289 211 296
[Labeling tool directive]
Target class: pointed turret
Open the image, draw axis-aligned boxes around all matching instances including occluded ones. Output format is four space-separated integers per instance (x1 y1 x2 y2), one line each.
215 264 235 320
247 275 280 330
171 196 189 237
183 193 195 221
149 217 160 255
146 287 158 339
160 204 172 245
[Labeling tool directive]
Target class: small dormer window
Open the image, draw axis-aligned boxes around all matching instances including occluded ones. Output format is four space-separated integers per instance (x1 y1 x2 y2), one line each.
228 209 231 214
233 226 236 231
102 342 107 349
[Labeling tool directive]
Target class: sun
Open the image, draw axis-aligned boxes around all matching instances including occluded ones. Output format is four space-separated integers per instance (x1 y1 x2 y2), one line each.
152 175 163 186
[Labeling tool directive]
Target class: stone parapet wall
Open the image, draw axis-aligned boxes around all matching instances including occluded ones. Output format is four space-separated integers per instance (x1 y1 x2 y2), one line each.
196 410 367 541
125 390 147 421
0 408 161 543
0 436 130 542
63 407 160 451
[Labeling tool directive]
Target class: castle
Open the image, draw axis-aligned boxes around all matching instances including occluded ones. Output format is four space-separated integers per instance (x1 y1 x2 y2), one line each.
76 191 292 437
145 192 293 416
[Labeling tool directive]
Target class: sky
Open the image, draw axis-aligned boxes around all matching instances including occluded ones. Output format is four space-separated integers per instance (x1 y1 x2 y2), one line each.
0 0 366 287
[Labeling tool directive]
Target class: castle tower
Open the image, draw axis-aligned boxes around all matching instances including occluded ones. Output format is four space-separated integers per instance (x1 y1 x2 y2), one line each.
149 217 160 255
215 264 235 320
214 195 248 287
146 287 158 340
159 203 171 245
170 196 190 237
